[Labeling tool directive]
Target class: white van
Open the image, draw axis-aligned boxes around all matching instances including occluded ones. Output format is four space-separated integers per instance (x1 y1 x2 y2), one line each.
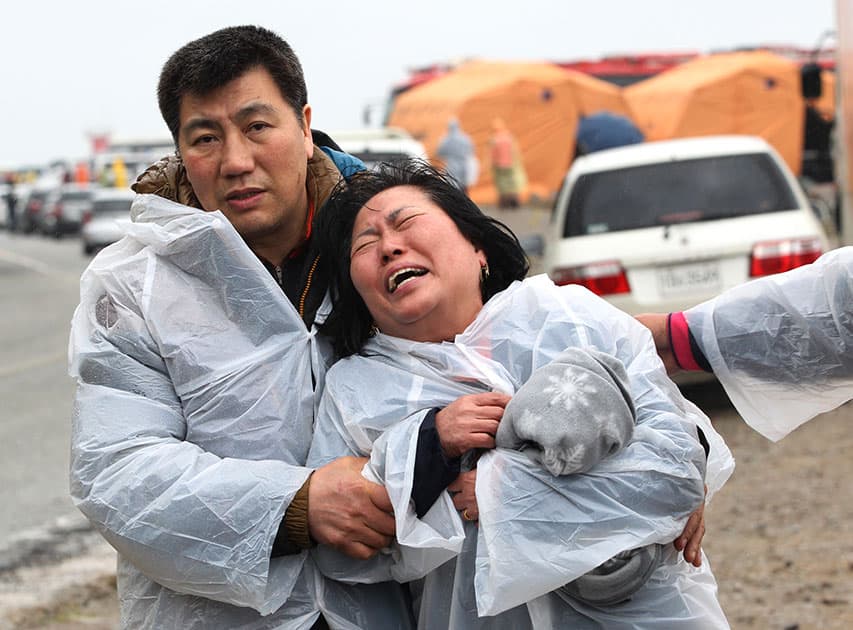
329 127 427 170
542 135 835 315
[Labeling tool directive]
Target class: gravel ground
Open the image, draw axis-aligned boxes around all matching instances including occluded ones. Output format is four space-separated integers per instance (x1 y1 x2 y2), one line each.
699 391 853 629
2 390 851 629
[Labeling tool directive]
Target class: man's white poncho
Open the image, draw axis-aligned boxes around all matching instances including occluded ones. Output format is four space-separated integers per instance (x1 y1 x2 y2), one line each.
68 194 412 629
309 275 734 628
687 246 853 441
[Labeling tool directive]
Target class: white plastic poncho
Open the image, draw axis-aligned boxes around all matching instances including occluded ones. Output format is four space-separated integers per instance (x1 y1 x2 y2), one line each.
68 194 413 629
686 246 853 441
309 275 734 629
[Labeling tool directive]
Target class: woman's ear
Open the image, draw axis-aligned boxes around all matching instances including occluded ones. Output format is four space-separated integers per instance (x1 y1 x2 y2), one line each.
473 244 486 265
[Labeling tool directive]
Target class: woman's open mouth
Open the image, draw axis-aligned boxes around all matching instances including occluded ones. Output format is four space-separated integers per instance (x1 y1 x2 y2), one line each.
387 267 428 293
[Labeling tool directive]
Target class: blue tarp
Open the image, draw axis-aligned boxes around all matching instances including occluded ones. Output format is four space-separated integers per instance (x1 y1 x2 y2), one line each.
576 112 644 155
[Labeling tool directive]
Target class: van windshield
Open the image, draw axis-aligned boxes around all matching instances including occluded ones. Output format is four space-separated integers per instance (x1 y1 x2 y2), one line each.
93 200 132 214
563 152 799 237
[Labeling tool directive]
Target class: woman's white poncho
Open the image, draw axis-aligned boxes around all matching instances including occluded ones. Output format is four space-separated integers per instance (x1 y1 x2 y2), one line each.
309 275 734 628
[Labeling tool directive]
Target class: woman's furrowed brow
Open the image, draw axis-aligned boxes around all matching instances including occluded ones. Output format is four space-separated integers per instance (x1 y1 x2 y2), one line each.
354 225 378 240
354 203 421 240
386 207 407 223
386 205 422 223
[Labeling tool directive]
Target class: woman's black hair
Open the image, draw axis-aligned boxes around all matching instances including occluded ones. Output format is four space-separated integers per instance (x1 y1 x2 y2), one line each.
315 159 529 358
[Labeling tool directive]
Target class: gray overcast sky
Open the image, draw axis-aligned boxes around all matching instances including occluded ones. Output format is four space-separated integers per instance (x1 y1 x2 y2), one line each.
0 0 835 167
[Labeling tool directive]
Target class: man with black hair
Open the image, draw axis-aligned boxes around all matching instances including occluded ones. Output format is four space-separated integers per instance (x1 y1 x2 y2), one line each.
69 26 411 629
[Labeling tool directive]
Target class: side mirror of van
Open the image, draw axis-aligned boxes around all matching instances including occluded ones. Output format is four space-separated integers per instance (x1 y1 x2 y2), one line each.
801 63 823 99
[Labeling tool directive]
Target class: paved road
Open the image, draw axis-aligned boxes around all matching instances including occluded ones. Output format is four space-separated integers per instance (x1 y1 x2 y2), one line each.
0 232 91 547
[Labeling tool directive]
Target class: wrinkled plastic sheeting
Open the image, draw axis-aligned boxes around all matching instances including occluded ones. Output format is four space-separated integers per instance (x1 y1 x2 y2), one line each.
69 194 371 626
526 547 730 629
310 276 733 624
688 246 853 441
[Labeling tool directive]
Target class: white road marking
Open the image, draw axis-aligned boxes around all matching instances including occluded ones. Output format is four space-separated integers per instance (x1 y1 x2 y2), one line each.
0 351 68 378
0 247 82 282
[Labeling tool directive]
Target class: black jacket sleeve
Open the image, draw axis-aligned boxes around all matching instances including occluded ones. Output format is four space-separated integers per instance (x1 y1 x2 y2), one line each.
412 408 462 518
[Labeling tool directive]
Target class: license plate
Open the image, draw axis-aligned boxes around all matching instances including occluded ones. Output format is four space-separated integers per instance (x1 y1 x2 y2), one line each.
657 261 721 296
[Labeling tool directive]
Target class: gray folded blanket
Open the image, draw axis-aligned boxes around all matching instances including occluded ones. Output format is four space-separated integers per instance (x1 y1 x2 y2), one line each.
495 346 636 475
496 347 660 606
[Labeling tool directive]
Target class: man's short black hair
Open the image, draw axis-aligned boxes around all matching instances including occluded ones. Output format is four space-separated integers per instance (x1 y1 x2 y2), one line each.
157 25 307 142
316 159 530 358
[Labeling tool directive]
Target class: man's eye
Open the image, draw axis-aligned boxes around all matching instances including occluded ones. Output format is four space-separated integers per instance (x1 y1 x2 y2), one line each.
248 122 270 133
191 135 217 146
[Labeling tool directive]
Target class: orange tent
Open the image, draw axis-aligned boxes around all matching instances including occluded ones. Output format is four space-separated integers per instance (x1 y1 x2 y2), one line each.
624 51 805 174
387 60 628 204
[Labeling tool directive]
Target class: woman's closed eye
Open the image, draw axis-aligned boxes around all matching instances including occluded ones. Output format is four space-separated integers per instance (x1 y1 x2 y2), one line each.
351 238 377 256
396 213 423 229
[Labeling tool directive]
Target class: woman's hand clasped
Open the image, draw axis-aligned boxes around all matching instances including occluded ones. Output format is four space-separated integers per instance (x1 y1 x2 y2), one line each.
448 469 479 522
435 392 510 458
438 392 510 524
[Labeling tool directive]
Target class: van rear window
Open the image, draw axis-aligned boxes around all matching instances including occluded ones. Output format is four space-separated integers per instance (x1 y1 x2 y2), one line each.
351 151 413 170
563 152 799 237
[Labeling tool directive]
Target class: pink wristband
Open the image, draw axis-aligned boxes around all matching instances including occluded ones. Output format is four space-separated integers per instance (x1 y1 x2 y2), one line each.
669 311 703 371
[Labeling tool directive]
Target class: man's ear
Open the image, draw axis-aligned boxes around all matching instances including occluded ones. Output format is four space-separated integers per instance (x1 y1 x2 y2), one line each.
302 105 314 159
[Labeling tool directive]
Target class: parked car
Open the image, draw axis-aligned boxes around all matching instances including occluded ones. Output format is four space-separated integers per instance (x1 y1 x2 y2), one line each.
19 187 52 233
80 187 135 254
542 135 835 316
329 127 427 169
37 183 99 237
